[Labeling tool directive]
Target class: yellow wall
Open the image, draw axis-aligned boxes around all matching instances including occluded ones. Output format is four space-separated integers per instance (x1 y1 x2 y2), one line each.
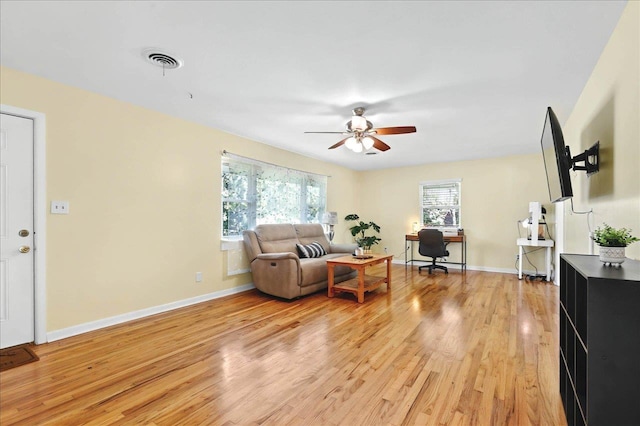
359 154 552 271
562 2 640 260
1 66 359 331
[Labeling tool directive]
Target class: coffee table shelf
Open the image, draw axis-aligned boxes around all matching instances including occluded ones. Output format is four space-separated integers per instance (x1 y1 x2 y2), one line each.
333 274 387 294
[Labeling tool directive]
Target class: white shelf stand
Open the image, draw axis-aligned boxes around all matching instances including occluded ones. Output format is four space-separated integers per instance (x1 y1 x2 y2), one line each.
517 238 554 281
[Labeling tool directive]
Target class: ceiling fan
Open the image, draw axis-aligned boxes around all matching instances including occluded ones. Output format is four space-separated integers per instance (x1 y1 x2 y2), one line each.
304 107 416 153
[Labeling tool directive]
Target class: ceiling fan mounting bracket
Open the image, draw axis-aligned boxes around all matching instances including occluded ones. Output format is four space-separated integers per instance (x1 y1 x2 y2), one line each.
352 107 366 116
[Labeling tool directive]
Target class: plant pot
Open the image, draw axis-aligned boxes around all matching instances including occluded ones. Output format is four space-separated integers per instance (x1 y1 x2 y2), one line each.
598 246 626 266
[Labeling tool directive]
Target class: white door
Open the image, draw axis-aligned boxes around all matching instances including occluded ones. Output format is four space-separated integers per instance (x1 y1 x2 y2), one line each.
0 113 35 348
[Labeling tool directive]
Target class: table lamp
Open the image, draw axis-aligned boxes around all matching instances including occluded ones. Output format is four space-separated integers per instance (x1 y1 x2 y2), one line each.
322 211 339 243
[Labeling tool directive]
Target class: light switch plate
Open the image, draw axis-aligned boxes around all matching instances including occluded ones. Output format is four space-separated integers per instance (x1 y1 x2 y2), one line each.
51 200 69 214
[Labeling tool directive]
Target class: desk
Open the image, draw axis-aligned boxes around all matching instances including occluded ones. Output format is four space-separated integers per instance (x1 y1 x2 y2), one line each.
516 238 554 281
405 232 466 271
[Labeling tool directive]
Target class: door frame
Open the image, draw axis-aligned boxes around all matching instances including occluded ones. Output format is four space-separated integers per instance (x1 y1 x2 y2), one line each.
1 104 47 344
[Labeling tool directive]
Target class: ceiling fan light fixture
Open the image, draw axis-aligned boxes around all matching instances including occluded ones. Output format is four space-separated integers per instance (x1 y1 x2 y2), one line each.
352 141 364 153
362 136 374 150
345 136 357 150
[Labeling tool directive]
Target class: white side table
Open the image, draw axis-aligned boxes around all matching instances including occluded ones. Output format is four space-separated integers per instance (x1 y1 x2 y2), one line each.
517 238 554 281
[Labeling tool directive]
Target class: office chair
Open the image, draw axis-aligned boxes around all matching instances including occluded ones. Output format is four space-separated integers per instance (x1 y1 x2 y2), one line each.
418 229 450 274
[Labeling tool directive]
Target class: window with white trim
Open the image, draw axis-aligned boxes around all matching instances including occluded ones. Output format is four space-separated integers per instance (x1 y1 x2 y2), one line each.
420 180 461 228
222 155 327 238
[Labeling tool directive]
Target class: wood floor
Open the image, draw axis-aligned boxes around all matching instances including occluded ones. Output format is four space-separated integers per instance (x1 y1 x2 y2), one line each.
0 266 566 425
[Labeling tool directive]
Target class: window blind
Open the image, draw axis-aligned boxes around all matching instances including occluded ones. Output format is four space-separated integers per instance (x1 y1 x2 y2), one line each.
422 182 460 207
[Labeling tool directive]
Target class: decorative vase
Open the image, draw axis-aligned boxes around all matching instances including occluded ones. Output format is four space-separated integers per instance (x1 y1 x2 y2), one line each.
598 246 626 266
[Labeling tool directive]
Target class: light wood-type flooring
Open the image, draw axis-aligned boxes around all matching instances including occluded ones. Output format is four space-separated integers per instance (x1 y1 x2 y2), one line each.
0 266 566 425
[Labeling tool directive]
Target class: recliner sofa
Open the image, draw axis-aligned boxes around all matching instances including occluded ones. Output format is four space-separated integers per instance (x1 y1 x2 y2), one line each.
243 223 357 299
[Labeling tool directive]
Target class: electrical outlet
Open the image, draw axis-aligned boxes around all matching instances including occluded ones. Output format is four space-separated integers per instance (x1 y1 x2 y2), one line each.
195 272 203 282
51 200 69 214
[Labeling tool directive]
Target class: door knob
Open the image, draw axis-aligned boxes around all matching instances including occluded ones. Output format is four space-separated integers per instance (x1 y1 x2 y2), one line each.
19 246 31 254
19 229 30 237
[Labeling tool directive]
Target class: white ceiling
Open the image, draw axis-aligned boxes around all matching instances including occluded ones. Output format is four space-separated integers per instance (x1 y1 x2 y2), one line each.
0 1 627 171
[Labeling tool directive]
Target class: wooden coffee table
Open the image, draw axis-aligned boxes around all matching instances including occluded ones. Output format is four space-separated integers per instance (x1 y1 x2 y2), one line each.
327 254 393 303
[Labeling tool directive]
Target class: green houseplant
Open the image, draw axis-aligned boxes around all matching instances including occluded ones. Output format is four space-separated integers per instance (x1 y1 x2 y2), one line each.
592 223 639 266
344 214 381 251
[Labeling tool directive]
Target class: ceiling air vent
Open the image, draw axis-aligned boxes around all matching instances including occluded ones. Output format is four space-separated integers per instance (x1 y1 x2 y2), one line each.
142 48 183 70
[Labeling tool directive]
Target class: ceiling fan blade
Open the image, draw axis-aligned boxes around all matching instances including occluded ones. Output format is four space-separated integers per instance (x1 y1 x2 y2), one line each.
304 131 346 134
373 126 417 135
370 136 391 151
328 137 349 150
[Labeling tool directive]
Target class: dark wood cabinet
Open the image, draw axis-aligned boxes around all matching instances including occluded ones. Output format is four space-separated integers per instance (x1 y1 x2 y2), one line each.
559 254 640 426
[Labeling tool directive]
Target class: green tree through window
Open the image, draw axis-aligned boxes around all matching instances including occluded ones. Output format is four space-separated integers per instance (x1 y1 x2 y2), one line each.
222 155 327 237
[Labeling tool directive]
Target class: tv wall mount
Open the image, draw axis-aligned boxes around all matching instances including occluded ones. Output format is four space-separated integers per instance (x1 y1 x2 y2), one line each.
566 141 599 175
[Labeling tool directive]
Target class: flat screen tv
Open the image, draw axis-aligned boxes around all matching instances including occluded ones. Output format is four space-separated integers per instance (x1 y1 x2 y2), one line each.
540 107 573 202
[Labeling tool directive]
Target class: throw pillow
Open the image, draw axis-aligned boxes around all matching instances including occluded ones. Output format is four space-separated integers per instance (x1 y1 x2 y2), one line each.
296 241 327 258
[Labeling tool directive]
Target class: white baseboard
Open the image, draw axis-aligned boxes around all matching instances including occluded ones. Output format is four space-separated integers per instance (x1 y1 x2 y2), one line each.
46 283 255 343
465 265 520 274
391 258 523 275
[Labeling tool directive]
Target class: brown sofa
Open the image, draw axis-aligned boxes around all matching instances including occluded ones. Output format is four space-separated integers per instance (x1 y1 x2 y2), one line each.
243 223 357 299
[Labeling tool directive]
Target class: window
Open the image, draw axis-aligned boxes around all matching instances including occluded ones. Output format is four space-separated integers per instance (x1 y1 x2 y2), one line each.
222 154 327 238
420 180 461 228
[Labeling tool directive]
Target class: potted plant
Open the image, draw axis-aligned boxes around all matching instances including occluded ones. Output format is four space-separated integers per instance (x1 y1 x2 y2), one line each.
592 223 639 266
344 214 381 252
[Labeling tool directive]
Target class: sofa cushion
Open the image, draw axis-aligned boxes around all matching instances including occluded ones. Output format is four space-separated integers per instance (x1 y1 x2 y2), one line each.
294 224 331 253
299 255 354 287
254 224 298 254
296 241 327 258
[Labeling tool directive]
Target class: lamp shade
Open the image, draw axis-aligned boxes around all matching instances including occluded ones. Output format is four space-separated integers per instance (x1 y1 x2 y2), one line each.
345 136 357 150
322 211 338 225
362 136 374 150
